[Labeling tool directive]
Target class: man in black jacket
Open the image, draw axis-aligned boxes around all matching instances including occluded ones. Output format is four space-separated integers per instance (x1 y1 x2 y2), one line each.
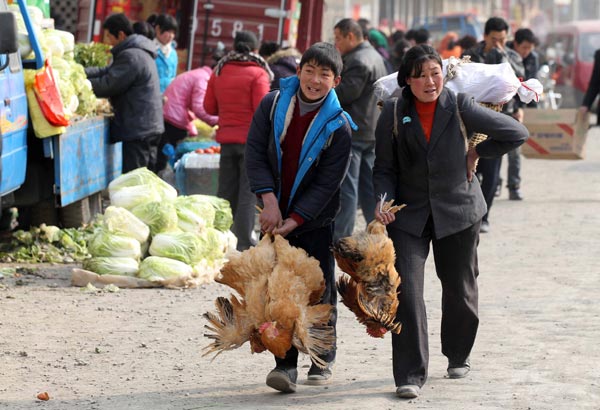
333 18 388 241
462 17 524 233
501 28 540 201
86 13 164 173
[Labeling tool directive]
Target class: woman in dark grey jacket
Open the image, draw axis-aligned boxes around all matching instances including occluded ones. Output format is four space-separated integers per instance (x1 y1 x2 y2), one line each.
372 45 529 399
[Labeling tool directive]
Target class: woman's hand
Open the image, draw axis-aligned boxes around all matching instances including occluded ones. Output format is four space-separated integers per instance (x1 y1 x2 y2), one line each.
466 147 479 182
259 193 282 233
374 201 396 225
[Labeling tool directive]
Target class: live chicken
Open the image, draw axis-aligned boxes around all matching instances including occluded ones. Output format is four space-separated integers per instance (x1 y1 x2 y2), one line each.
203 234 335 368
333 199 406 338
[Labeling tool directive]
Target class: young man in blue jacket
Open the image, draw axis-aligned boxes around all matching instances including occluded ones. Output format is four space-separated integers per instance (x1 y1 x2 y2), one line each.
245 42 355 393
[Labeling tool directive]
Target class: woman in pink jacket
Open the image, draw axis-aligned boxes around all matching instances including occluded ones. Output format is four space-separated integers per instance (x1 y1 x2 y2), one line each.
204 31 272 251
155 66 218 173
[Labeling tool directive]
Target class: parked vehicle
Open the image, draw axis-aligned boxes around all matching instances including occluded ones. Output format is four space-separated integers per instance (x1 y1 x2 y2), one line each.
540 20 600 108
536 63 562 110
0 0 121 229
412 12 484 45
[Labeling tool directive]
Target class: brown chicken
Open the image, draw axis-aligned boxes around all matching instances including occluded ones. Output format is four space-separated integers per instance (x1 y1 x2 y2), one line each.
203 234 335 368
333 198 405 338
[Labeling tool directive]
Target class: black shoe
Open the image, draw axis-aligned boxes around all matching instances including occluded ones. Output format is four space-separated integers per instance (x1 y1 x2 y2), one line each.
306 363 333 385
266 367 298 393
509 188 523 200
447 358 471 379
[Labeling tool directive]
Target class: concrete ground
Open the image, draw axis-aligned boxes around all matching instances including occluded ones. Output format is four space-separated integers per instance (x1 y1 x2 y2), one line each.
0 127 599 410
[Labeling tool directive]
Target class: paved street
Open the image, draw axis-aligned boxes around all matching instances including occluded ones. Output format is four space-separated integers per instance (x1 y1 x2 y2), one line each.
1 126 599 410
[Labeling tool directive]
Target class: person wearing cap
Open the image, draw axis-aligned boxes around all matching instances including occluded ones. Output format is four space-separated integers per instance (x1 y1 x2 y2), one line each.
204 31 272 251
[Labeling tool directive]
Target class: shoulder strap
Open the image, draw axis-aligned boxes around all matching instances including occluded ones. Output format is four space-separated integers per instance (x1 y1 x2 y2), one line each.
270 90 281 122
392 97 399 138
456 93 469 152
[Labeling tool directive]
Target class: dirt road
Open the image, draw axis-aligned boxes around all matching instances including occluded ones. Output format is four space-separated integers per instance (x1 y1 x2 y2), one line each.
1 128 599 410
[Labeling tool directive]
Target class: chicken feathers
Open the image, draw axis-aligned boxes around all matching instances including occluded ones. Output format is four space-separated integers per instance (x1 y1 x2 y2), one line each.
203 234 335 368
333 199 406 338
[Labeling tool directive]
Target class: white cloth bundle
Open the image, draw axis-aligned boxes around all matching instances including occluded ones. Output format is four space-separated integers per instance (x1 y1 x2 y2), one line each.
373 57 543 105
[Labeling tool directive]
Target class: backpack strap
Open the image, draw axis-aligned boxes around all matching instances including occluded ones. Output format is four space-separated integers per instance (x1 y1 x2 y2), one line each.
270 90 281 122
392 97 399 137
456 94 469 152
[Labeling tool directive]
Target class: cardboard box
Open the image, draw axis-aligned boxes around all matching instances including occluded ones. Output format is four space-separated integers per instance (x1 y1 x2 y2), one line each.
522 109 590 159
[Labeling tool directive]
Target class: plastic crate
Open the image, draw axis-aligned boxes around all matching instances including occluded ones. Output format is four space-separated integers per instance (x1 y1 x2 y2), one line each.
175 152 219 196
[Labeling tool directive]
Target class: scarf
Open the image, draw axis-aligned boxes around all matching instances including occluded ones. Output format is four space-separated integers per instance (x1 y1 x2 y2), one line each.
214 51 274 81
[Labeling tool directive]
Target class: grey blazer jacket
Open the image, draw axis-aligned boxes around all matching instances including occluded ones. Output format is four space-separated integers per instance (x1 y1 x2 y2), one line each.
373 88 529 239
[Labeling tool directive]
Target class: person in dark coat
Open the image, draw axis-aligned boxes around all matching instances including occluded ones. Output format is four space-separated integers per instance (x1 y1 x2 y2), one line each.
333 18 388 241
501 28 540 201
266 47 301 90
86 13 164 173
373 45 528 399
580 48 600 125
245 42 354 393
462 17 524 233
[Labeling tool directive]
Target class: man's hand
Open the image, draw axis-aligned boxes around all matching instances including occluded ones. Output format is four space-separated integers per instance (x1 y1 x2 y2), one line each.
512 107 524 123
467 147 480 182
272 218 298 237
259 192 282 233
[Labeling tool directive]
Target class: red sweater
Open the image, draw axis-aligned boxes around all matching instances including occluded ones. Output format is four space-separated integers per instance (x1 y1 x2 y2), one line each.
415 99 438 143
280 103 318 225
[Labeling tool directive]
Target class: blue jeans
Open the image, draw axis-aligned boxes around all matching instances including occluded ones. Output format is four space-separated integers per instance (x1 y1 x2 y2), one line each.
333 140 376 241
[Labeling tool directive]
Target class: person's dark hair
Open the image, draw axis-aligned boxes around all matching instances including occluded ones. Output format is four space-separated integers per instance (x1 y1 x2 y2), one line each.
391 30 405 44
234 30 259 53
259 41 280 58
391 39 411 71
299 42 343 77
405 29 417 42
514 28 538 45
150 14 178 35
397 44 442 114
133 21 155 40
357 18 371 39
414 28 430 44
458 34 477 51
334 18 364 42
103 13 133 38
484 17 509 35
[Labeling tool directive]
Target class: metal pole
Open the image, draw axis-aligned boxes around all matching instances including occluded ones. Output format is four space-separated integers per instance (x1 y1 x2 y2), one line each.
277 0 285 44
86 0 97 43
187 0 199 71
200 0 213 67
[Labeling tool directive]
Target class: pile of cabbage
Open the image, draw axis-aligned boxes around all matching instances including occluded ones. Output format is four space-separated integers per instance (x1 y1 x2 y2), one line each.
83 168 235 287
9 4 98 117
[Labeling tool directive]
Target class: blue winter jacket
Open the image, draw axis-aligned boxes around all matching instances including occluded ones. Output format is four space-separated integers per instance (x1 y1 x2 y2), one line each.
245 75 356 235
156 43 178 93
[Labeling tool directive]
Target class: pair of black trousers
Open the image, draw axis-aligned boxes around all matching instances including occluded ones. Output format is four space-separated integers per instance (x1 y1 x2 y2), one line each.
274 224 337 369
122 134 161 174
218 144 257 251
477 157 502 222
388 218 480 387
